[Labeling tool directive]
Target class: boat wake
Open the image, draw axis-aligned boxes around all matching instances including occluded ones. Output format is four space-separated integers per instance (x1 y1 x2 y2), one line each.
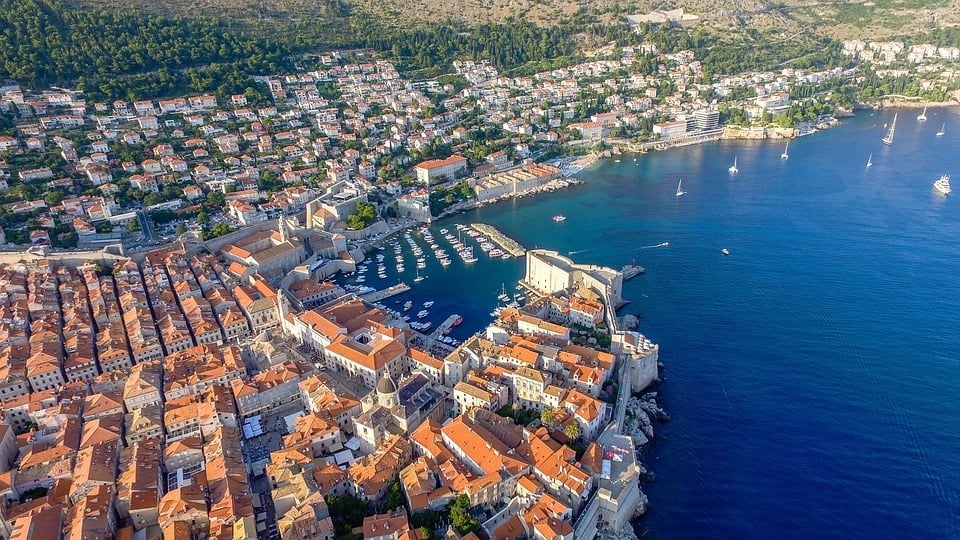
568 248 596 255
640 242 670 249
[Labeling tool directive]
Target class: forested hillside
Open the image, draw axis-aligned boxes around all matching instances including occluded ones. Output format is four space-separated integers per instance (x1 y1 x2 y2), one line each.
0 0 287 84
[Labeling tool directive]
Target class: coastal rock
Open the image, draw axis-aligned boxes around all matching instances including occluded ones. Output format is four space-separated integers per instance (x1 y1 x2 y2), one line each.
721 126 766 140
722 126 798 140
640 411 655 440
632 431 649 448
620 314 639 330
610 524 641 540
638 395 669 422
634 490 650 517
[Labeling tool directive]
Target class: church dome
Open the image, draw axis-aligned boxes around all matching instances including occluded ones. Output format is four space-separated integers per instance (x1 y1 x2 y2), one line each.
376 373 397 395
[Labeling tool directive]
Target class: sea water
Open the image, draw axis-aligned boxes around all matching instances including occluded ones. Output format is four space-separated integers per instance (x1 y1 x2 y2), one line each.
342 110 960 537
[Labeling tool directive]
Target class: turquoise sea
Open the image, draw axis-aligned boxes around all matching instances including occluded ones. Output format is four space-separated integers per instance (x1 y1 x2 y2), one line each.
342 110 960 537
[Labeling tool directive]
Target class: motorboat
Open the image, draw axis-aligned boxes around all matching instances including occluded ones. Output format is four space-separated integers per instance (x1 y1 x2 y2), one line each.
933 174 951 196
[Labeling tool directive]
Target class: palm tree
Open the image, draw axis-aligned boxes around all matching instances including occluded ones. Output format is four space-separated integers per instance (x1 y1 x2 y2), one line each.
540 407 557 428
563 422 582 441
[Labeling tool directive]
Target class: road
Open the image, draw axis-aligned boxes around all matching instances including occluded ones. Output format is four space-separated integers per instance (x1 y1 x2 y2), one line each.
137 210 157 243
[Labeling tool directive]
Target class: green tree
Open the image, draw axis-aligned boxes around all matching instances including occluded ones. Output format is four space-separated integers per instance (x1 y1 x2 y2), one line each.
143 193 162 206
175 225 187 236
540 407 558 428
383 480 405 511
346 201 377 230
208 222 233 239
563 422 582 441
449 495 479 536
44 190 66 207
126 219 141 232
206 191 226 208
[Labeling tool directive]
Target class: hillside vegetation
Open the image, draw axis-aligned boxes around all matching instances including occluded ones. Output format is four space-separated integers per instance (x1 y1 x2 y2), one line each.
4 0 960 101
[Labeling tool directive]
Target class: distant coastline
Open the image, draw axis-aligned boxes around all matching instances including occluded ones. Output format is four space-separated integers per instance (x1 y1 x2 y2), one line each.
876 91 960 109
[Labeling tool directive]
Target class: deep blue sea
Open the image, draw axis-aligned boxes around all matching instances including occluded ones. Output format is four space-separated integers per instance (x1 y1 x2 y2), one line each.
343 110 960 538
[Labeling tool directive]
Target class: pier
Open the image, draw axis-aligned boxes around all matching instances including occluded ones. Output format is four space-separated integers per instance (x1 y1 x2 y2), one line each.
409 313 460 357
622 264 645 281
360 282 410 303
470 223 526 258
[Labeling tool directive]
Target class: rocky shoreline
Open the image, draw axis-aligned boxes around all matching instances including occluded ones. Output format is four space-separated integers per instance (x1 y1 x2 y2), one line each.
621 381 670 538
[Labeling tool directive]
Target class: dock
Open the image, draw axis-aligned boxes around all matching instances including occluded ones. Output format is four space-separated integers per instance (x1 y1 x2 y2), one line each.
622 264 645 281
430 314 461 340
360 282 410 303
409 313 460 357
470 223 525 258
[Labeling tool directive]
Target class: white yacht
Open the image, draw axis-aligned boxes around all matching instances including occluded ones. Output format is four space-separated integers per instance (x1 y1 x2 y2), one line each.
933 174 951 196
728 156 738 174
675 179 685 197
917 106 927 121
552 215 567 222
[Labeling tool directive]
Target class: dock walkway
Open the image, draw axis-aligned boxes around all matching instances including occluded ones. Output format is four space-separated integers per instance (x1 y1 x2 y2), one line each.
470 223 525 258
360 282 410 303
622 264 645 281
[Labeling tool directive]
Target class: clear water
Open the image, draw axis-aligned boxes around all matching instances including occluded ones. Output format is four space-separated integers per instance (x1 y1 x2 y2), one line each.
339 110 960 537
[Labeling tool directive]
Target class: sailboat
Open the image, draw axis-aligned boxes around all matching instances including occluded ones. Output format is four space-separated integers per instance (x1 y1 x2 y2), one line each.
882 113 897 145
413 266 425 282
866 153 873 168
728 156 739 174
675 179 686 197
936 123 945 137
497 284 510 302
917 106 927 121
780 141 789 160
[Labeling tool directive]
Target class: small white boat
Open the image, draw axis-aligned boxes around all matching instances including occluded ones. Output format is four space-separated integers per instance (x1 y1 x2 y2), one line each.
781 141 789 160
728 157 738 174
553 215 566 222
675 179 685 197
417 310 429 319
933 174 951 196
936 123 945 137
403 301 412 311
917 106 927 121
866 153 873 168
722 248 730 256
423 301 434 308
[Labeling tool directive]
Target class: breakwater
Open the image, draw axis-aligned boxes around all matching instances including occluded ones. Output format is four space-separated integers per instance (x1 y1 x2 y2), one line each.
469 223 526 257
